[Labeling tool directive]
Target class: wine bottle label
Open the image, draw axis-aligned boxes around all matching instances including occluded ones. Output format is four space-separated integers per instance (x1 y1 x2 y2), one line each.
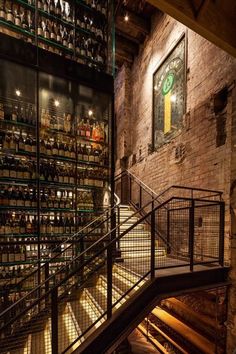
84 155 89 162
66 226 70 234
20 252 25 261
7 13 14 23
0 10 5 19
57 35 61 43
38 28 43 36
25 200 30 207
81 49 86 57
102 7 106 15
78 153 83 160
9 253 14 262
19 142 24 150
17 171 24 179
3 169 9 177
15 18 21 27
64 176 69 183
15 253 21 262
44 31 49 39
55 226 59 234
2 254 8 263
9 141 15 150
51 33 56 40
10 170 16 178
24 171 30 179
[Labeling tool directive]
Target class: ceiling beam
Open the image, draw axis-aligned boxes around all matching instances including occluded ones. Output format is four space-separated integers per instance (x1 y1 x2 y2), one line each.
116 9 150 35
115 28 142 45
147 0 236 58
116 33 139 56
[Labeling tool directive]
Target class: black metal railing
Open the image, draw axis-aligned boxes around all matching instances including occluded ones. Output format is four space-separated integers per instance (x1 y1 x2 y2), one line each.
0 170 225 354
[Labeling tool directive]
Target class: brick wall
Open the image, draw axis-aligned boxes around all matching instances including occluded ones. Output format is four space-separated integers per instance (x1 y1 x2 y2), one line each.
115 12 236 352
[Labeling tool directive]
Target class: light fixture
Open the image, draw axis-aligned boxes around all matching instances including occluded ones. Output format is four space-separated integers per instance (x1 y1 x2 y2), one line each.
124 13 129 22
15 89 21 97
88 109 93 117
54 99 60 107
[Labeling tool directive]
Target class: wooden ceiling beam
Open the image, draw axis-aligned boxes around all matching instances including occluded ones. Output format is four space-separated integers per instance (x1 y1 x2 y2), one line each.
147 0 236 58
116 48 134 64
117 9 150 35
116 33 139 56
115 28 142 45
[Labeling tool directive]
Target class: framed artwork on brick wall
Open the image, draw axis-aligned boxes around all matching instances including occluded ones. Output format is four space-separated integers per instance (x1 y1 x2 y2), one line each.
153 35 186 149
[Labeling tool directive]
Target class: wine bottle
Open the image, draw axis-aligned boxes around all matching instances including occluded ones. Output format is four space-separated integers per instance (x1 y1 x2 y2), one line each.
6 3 14 23
14 5 21 27
0 1 6 20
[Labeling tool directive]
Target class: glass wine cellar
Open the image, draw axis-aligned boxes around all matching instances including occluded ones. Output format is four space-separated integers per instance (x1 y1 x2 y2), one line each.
0 0 113 306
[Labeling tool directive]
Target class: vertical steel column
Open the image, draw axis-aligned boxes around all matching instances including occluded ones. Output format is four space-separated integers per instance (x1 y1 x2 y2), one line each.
151 209 155 279
189 199 195 271
45 262 49 305
219 202 225 266
51 287 58 354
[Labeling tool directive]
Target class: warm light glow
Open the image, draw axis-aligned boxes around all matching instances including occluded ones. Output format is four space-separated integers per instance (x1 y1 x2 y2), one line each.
54 99 60 107
88 109 93 117
15 89 21 97
154 85 158 91
170 94 177 102
124 14 129 22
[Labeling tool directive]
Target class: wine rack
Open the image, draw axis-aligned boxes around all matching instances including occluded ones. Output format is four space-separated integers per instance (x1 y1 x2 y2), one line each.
0 55 112 302
0 0 109 72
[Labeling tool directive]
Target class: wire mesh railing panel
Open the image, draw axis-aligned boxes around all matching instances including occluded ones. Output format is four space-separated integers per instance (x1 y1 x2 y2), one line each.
194 203 220 263
113 222 151 307
56 251 108 354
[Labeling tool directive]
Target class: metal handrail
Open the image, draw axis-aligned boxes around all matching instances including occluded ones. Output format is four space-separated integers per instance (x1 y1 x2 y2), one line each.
115 170 223 201
0 194 224 329
2 189 121 291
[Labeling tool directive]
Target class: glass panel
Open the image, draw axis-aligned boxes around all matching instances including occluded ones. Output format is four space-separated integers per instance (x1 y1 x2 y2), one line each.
39 72 76 272
0 58 37 304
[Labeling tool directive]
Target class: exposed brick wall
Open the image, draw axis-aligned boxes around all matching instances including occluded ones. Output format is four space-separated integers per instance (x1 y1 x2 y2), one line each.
115 12 236 353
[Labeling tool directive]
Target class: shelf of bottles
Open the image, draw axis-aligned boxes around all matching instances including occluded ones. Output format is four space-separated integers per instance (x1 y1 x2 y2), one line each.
0 0 109 71
0 60 111 294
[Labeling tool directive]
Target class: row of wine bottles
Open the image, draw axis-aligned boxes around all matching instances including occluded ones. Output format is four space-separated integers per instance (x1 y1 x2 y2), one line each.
41 110 107 142
0 102 35 125
0 156 35 180
0 264 35 282
0 211 104 235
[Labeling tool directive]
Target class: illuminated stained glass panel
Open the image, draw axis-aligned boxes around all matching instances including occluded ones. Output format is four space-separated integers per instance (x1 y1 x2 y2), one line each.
153 37 185 148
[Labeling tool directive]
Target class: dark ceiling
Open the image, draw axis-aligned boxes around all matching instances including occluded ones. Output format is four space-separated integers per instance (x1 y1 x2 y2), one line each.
114 0 158 67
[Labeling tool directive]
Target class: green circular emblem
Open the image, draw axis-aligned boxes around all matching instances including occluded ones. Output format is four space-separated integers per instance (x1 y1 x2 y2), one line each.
161 72 175 96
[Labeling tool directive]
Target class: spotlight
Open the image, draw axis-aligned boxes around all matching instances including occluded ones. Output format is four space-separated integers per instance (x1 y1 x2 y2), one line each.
15 89 21 97
54 99 60 107
88 109 93 117
124 13 129 22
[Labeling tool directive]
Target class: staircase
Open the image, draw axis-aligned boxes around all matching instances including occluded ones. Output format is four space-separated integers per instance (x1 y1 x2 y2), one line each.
0 264 144 354
0 170 227 354
118 205 166 259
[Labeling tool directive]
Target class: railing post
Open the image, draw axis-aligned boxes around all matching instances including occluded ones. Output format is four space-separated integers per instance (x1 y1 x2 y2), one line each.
151 209 155 279
51 287 58 354
107 243 113 319
189 199 195 272
117 206 120 249
129 176 132 204
167 209 171 254
219 202 225 266
45 263 49 305
139 185 142 209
